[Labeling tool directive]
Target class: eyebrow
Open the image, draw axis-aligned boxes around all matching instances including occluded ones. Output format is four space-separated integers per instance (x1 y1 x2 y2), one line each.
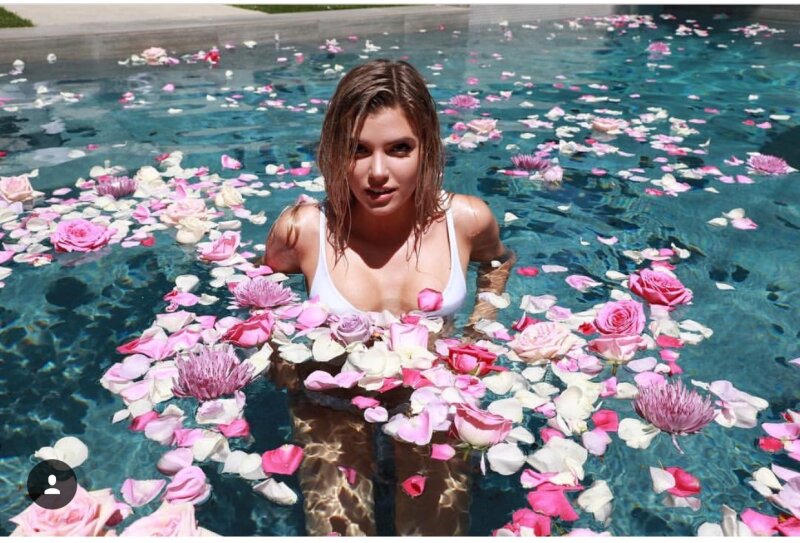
356 137 418 146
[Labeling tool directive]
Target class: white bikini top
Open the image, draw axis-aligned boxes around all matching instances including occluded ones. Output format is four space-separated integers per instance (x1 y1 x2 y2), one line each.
309 204 467 317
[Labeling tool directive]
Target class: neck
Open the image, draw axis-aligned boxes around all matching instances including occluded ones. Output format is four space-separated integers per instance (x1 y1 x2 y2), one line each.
349 199 418 246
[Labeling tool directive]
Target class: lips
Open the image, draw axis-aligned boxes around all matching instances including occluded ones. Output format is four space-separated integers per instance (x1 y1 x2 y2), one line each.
365 187 396 200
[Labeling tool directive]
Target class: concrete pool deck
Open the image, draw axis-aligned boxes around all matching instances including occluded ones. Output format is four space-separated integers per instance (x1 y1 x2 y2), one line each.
0 4 473 64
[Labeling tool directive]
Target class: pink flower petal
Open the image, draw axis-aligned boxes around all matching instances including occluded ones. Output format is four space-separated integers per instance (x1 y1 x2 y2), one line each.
741 509 778 536
401 474 426 497
351 396 380 409
731 217 758 230
121 478 166 507
221 154 242 170
338 466 357 486
364 406 388 423
431 444 456 461
417 288 443 312
261 444 304 476
526 489 579 521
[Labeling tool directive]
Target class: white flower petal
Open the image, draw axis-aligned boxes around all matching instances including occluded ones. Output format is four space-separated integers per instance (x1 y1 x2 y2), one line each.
488 398 523 423
487 443 526 476
253 479 298 505
312 334 346 362
576 480 614 523
650 466 676 494
618 418 661 449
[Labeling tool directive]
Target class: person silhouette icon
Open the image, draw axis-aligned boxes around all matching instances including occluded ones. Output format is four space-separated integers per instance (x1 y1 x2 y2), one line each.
43 474 61 495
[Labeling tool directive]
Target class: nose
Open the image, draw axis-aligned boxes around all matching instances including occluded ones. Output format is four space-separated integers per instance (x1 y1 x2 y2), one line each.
369 152 389 182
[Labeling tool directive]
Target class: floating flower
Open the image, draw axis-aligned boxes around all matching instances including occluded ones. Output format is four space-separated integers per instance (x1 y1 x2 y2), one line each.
628 268 693 309
634 380 715 452
453 402 512 448
233 277 295 309
646 41 671 55
9 485 127 536
51 218 114 253
96 175 137 199
747 153 793 175
330 313 372 345
511 154 550 171
509 321 583 364
141 47 168 65
594 300 645 335
172 344 253 401
0 174 42 203
445 343 503 376
448 94 480 109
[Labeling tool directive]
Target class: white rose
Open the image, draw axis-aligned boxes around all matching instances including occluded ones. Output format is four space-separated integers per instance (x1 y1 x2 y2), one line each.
175 216 210 244
214 184 244 208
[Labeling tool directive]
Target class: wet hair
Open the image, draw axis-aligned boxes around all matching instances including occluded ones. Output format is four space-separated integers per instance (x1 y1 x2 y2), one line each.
317 59 445 257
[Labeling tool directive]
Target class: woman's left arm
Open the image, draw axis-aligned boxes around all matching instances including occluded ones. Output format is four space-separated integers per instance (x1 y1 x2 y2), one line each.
458 196 517 333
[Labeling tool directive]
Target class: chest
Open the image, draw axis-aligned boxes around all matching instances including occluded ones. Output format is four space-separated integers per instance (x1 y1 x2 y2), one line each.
322 220 467 314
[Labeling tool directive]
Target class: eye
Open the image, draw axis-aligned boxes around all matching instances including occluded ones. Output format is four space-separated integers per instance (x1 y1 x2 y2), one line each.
354 144 369 157
391 142 413 155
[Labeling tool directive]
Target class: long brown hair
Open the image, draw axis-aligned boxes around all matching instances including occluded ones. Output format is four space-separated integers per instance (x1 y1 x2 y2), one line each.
317 59 445 258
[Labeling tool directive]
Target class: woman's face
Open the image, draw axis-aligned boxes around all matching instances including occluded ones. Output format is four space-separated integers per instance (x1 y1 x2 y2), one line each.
348 106 420 217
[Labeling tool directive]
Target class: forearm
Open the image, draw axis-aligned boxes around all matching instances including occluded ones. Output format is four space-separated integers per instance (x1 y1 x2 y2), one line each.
466 248 516 328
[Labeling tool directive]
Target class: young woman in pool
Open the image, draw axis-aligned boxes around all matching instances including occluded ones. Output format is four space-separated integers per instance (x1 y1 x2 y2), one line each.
263 59 515 535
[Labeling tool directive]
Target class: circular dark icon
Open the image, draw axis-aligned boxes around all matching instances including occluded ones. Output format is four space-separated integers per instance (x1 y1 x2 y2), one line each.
26 460 78 509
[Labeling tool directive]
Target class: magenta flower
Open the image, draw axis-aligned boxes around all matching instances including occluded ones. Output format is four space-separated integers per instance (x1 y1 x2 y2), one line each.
96 175 138 199
448 94 480 109
633 380 716 453
511 154 551 171
172 344 253 401
747 153 792 175
233 277 296 309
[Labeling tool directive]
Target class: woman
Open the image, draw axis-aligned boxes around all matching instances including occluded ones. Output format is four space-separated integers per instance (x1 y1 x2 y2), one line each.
264 59 515 535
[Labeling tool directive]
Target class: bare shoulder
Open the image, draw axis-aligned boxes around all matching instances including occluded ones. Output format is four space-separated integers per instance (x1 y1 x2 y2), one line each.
448 193 505 261
263 201 321 273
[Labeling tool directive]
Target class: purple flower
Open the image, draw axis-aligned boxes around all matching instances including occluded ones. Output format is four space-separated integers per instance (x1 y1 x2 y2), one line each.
634 380 716 452
747 153 792 175
96 175 138 199
233 277 296 309
449 94 480 109
330 313 372 345
172 344 253 401
511 154 551 171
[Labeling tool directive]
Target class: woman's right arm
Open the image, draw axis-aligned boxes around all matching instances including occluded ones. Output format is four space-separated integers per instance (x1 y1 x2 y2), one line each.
263 204 314 274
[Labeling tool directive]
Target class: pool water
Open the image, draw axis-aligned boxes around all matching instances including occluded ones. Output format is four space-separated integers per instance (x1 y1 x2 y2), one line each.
1 11 799 536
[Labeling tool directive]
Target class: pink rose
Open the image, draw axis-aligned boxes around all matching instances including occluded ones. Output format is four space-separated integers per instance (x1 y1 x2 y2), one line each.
161 198 206 225
199 231 240 262
0 174 41 203
163 466 211 505
594 300 645 335
51 219 114 253
330 313 372 345
446 343 503 376
222 312 274 348
121 501 210 536
417 288 443 312
509 322 583 364
587 334 646 362
261 444 304 476
453 402 512 448
628 268 693 308
141 47 168 66
10 486 127 536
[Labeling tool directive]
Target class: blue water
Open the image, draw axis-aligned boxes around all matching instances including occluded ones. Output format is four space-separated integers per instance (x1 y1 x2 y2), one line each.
1 11 799 536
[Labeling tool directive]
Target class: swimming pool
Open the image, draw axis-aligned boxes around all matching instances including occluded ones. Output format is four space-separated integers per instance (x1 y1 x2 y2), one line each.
1 10 799 536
